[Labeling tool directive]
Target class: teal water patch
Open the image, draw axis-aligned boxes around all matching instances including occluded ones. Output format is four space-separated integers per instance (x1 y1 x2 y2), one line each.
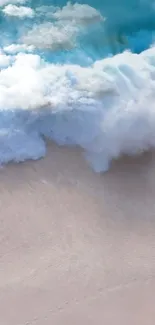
1 0 155 65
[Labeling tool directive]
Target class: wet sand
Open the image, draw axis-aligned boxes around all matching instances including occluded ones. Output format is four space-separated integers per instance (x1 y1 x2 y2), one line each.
0 143 155 325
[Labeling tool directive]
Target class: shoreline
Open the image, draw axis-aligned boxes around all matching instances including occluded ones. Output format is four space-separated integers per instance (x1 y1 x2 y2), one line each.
0 143 155 324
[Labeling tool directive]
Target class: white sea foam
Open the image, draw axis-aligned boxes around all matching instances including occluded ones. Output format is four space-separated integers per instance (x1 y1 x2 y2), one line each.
22 22 78 50
52 2 103 24
21 3 103 51
3 43 35 54
3 4 35 18
35 2 103 24
0 47 155 171
0 0 26 6
0 1 155 171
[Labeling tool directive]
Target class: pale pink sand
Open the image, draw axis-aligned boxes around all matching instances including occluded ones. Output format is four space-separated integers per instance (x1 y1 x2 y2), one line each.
0 143 155 324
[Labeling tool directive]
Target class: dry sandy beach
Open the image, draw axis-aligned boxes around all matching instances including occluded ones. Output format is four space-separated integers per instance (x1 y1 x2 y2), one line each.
0 143 155 324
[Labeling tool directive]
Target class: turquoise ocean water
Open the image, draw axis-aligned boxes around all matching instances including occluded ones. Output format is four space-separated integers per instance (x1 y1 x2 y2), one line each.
1 0 155 171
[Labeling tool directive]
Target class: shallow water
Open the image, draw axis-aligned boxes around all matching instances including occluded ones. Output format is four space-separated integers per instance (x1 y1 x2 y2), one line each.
0 0 155 171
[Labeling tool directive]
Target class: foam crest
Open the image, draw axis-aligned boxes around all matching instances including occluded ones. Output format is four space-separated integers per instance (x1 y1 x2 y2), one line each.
0 48 155 170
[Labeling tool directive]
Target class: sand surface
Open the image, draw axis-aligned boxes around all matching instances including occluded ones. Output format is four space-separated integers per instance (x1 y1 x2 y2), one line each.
0 143 155 324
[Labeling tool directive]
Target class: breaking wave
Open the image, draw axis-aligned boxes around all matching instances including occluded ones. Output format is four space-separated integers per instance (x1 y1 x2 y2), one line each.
0 0 155 171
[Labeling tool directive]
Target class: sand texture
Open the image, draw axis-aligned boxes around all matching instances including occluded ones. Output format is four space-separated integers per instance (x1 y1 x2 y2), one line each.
0 144 155 324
